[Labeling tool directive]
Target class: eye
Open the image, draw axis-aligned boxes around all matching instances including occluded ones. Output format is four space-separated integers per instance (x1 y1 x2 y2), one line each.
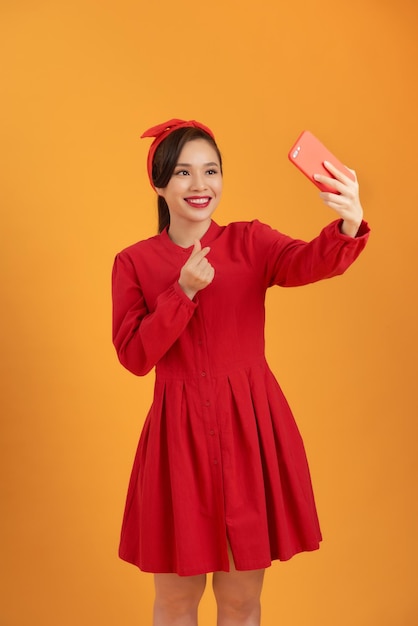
207 169 218 175
174 169 190 176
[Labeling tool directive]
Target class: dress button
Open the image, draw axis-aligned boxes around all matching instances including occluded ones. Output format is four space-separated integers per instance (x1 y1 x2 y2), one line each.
213 459 218 465
209 429 215 436
204 400 210 407
201 371 206 377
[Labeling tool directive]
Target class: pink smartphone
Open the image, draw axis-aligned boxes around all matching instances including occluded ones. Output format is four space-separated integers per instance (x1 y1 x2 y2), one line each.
288 130 355 193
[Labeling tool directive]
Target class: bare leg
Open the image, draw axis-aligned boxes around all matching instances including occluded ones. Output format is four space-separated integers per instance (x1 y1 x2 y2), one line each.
212 547 265 626
153 572 207 626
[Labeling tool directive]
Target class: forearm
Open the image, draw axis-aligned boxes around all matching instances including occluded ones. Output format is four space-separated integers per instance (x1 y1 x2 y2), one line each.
268 219 370 287
112 252 198 375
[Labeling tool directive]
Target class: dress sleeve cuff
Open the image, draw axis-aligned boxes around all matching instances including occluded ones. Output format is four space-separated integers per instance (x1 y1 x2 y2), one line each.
172 280 199 309
335 219 370 240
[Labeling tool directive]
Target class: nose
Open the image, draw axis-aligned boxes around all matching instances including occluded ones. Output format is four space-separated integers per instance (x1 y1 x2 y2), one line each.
190 172 207 191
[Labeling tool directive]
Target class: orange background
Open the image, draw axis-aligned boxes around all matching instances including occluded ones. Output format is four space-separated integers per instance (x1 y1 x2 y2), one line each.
1 1 417 625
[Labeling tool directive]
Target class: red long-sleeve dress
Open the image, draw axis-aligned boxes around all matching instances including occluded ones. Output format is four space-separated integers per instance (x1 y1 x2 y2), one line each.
112 218 370 576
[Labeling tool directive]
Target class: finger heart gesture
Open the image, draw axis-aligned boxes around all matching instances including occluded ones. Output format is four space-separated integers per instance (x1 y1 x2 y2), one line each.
178 239 215 300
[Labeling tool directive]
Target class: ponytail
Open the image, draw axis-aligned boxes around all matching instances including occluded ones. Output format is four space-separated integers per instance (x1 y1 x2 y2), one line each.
158 196 170 233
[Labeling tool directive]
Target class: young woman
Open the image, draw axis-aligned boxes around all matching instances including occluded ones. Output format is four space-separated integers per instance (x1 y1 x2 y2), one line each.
112 119 370 626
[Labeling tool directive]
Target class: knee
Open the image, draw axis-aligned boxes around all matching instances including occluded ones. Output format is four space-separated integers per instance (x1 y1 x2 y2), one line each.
154 577 206 620
155 590 201 616
214 590 261 621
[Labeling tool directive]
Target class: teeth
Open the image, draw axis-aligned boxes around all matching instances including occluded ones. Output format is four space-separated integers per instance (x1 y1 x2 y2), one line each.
188 198 209 204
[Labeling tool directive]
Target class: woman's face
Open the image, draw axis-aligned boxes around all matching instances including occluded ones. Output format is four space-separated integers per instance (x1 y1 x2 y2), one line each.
156 138 223 230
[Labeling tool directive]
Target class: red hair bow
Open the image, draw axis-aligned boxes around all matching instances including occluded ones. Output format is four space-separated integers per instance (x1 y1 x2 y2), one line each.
141 118 215 189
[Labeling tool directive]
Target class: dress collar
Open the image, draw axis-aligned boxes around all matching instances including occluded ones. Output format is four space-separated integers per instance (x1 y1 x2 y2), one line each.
160 220 223 253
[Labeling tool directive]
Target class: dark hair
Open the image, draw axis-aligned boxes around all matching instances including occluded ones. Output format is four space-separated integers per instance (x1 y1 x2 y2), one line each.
152 127 223 233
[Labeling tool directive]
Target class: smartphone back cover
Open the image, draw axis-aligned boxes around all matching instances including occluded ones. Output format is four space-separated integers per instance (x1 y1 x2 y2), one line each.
288 130 355 193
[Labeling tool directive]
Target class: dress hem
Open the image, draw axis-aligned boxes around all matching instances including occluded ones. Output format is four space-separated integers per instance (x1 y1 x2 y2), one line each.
118 540 322 576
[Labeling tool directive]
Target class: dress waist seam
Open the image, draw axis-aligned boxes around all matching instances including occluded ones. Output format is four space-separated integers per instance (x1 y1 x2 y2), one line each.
155 355 266 381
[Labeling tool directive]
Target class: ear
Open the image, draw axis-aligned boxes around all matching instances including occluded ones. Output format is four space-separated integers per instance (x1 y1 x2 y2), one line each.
155 187 165 197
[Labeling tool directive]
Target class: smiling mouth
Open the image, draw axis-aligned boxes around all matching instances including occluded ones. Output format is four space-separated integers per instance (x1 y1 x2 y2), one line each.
185 196 211 208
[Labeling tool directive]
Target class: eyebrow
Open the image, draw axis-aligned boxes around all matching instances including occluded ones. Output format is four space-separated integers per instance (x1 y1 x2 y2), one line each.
175 162 219 167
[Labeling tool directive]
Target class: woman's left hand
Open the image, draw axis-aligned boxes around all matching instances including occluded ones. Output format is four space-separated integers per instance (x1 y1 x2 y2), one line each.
314 161 364 238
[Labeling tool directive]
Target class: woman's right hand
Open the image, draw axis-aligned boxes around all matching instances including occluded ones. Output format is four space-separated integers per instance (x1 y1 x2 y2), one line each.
178 239 215 300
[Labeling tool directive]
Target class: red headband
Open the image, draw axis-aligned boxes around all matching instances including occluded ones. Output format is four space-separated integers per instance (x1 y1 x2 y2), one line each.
141 118 215 189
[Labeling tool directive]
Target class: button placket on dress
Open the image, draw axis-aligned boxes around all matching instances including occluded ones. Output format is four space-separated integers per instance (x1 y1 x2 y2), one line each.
193 306 229 568
194 311 220 465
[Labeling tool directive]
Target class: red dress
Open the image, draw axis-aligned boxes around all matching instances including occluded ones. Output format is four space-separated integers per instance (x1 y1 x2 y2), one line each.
112 219 370 576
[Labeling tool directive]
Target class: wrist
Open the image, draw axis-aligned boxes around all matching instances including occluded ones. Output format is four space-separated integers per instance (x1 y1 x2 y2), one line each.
340 219 362 238
178 280 197 300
